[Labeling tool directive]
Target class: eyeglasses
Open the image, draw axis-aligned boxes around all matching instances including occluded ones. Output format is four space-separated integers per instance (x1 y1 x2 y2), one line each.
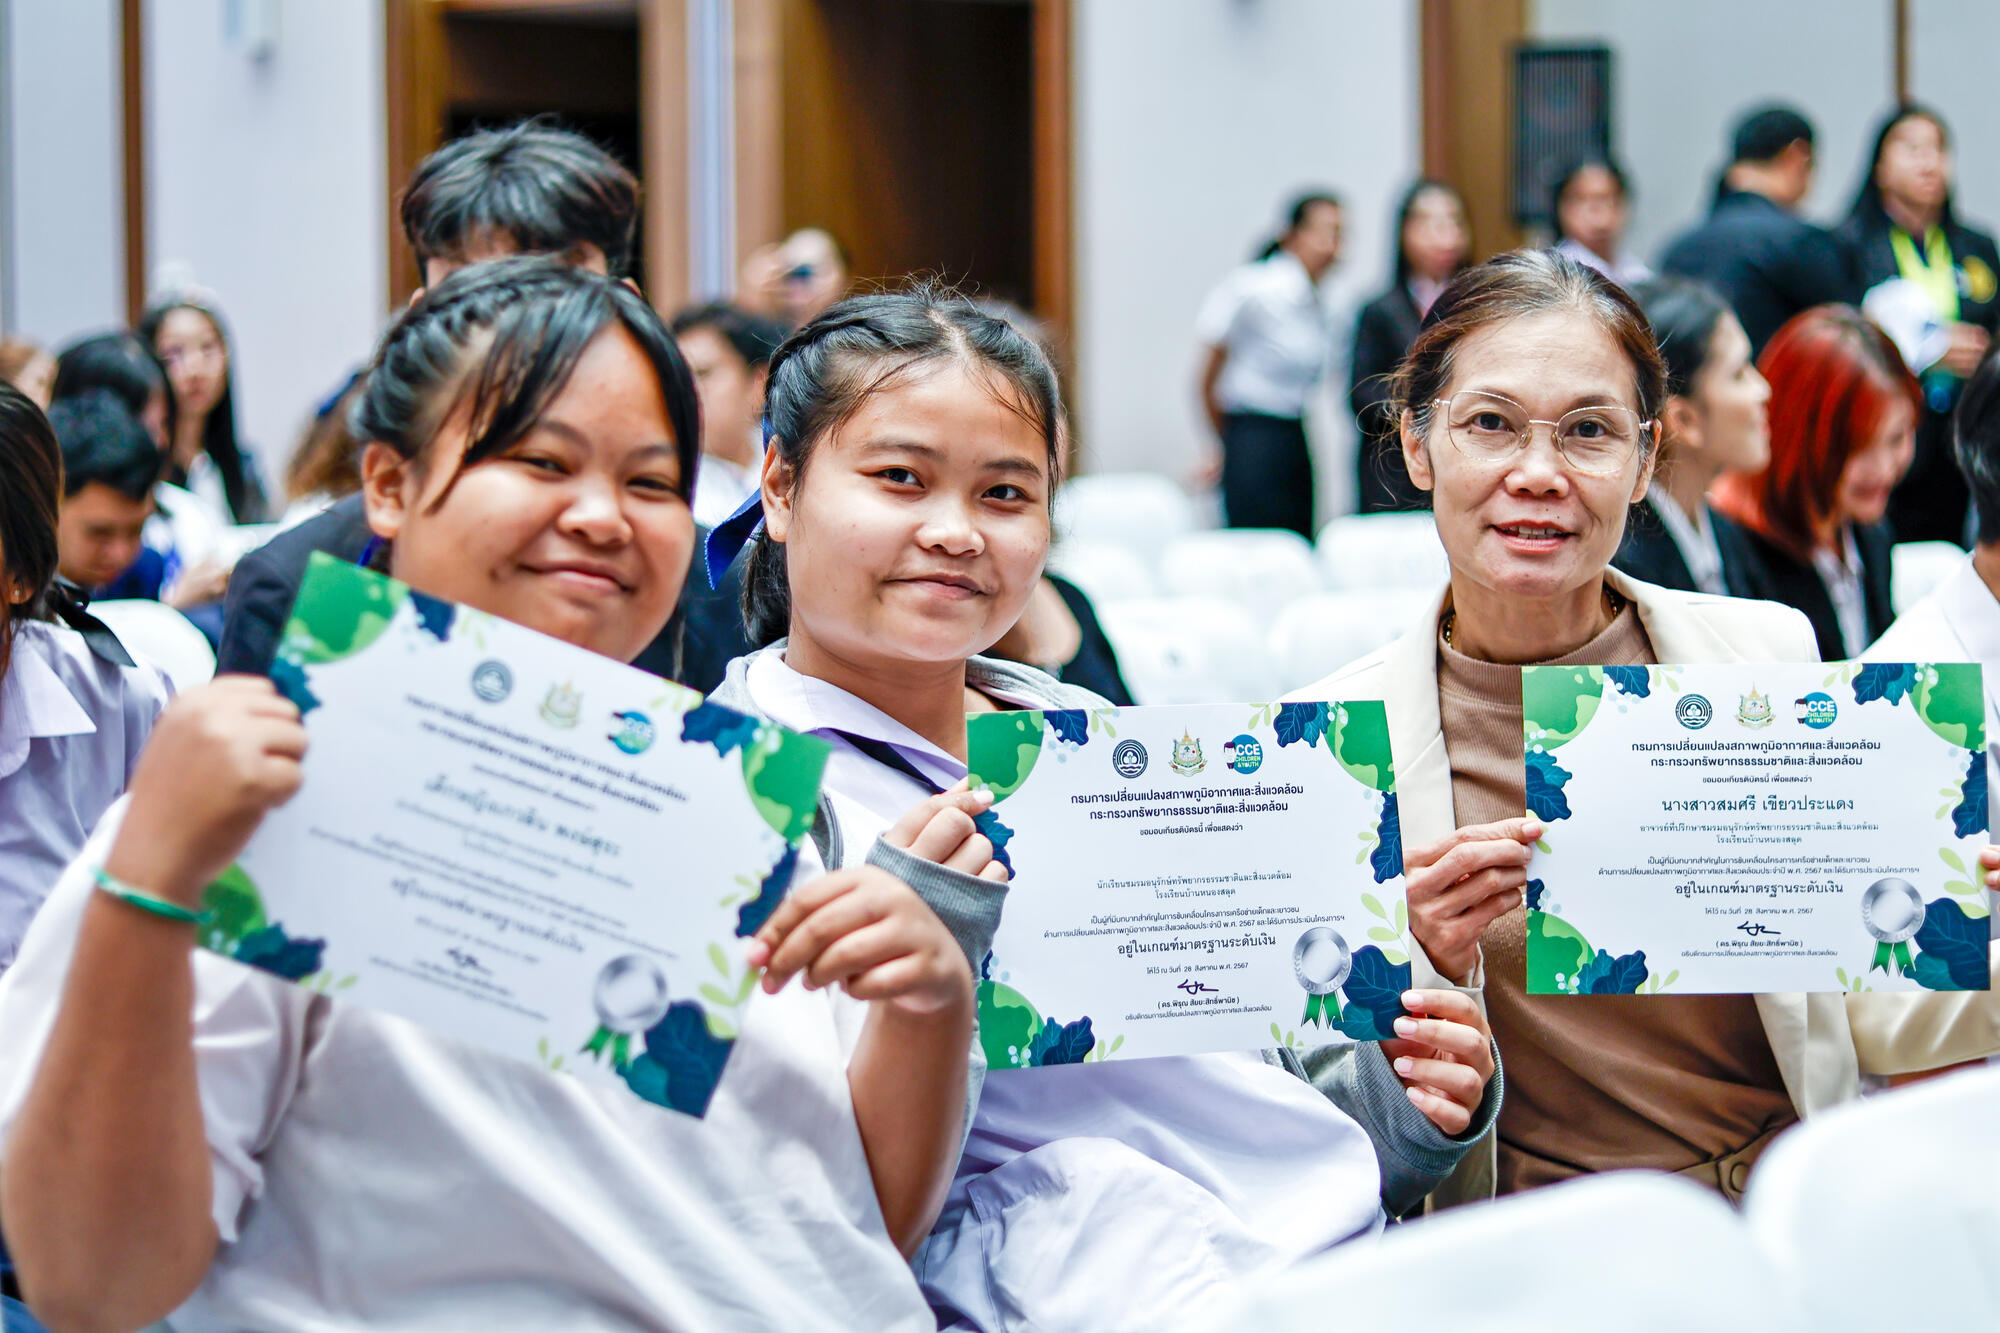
1429 391 1651 476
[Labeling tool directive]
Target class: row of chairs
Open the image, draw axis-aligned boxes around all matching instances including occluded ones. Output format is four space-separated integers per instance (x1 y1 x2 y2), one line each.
1212 1064 2000 1333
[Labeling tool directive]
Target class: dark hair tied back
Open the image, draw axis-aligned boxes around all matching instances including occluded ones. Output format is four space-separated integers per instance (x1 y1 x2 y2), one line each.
0 382 64 687
742 282 1066 647
350 256 700 514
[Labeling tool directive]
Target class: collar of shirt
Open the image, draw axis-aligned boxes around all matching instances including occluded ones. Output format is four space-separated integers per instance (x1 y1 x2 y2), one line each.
1647 492 1727 596
1810 527 1869 655
0 625 100 780
745 647 969 798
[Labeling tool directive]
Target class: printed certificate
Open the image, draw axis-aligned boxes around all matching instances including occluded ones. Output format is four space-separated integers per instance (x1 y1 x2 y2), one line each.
965 701 1408 1065
198 555 829 1116
1522 662 1991 995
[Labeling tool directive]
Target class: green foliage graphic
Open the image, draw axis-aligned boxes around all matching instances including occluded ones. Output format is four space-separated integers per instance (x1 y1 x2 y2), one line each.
966 711 1046 803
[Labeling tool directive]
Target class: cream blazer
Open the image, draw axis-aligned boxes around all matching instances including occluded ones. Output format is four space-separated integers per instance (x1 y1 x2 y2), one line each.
1295 568 2000 1201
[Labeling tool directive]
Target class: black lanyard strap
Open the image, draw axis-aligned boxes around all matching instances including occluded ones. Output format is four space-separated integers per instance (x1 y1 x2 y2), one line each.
831 730 949 796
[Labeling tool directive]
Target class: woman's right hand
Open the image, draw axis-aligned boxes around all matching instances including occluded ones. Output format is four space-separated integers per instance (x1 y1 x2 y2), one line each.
882 780 1010 882
1402 817 1541 984
102 676 308 910
1940 322 1991 379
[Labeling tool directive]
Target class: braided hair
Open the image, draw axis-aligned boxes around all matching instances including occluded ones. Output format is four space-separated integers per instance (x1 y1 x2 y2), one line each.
349 256 700 512
741 283 1066 647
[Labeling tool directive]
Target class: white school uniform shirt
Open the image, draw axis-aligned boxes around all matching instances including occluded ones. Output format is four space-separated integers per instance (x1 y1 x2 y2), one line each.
0 619 169 968
1555 236 1653 288
1812 526 1871 657
1195 252 1338 419
691 449 760 531
734 645 1384 1333
0 806 935 1331
1647 492 1729 596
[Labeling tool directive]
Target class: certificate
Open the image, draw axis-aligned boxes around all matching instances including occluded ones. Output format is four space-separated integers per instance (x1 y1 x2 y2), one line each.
197 555 830 1117
1522 661 1991 995
965 701 1409 1065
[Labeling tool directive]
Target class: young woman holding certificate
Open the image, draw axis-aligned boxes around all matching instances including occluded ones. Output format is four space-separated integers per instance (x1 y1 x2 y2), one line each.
0 261 991 1332
1297 249 2000 1206
702 286 1501 1332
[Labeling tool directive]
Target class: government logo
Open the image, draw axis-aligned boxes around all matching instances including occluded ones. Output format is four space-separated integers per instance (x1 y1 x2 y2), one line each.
1112 739 1149 779
1795 692 1838 730
539 682 583 729
608 710 656 755
1736 687 1774 729
1676 694 1713 730
470 660 513 704
1169 731 1206 778
1223 733 1264 775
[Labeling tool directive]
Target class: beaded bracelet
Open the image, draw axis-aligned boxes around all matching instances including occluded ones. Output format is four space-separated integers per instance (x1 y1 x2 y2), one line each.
93 868 212 928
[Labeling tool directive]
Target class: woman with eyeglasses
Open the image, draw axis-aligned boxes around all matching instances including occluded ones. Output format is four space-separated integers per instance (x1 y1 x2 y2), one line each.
1293 250 2000 1207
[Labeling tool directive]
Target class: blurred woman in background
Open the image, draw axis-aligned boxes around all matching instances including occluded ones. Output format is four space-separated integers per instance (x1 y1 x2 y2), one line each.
1840 104 2000 545
140 292 270 525
1552 158 1652 289
1352 180 1471 513
1714 305 1918 658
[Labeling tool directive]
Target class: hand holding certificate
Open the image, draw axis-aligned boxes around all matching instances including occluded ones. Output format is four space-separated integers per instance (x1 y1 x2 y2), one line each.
194 556 831 1116
1522 661 1991 995
965 699 1410 1064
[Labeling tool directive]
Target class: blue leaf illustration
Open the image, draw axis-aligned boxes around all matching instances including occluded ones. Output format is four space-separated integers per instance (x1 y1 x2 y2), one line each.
1369 791 1403 884
1274 701 1330 748
1525 750 1574 823
1028 1015 1096 1066
979 950 995 982
1908 952 1962 993
1852 662 1917 706
1525 878 1545 912
1335 944 1412 1042
1911 898 1987 992
680 701 762 758
1576 947 1648 994
1953 748 1990 840
1044 709 1089 746
620 1052 672 1106
1603 665 1651 698
232 923 326 981
268 654 321 716
735 843 797 937
409 590 456 642
974 809 1015 875
638 1000 735 1116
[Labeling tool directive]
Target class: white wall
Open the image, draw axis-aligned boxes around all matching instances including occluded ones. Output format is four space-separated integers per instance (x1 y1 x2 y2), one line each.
145 0 386 486
1908 0 2000 232
1072 0 1419 522
1530 0 1894 259
2 0 126 343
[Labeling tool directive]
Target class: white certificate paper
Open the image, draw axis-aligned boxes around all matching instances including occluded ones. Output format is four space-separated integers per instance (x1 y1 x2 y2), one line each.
1522 662 1991 995
198 555 829 1116
965 701 1409 1065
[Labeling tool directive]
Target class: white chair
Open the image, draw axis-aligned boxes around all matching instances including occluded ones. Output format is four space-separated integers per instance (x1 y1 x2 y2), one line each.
1315 511 1449 591
1046 539 1158 607
1267 591 1412 689
89 600 216 693
1745 1066 2000 1332
1157 528 1321 626
1204 1172 1799 1333
1099 596 1272 705
1890 539 1967 616
1054 473 1199 566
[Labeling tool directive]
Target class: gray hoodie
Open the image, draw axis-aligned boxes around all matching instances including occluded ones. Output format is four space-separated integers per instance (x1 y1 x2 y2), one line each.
711 647 1497 1215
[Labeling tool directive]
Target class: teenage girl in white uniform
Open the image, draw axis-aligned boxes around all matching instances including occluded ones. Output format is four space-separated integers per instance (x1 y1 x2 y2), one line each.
0 261 992 1332
703 287 1506 1333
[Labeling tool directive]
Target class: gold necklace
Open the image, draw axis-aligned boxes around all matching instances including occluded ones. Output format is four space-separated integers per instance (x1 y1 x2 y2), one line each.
1441 586 1625 650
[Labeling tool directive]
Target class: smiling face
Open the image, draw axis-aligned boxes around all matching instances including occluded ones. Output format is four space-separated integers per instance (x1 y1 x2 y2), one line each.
765 359 1052 673
1402 308 1653 606
1834 397 1917 527
362 324 692 663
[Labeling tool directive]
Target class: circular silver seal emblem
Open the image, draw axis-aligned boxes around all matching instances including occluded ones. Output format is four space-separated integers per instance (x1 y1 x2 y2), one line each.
591 954 671 1034
470 659 513 704
1292 927 1352 995
1861 877 1926 943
